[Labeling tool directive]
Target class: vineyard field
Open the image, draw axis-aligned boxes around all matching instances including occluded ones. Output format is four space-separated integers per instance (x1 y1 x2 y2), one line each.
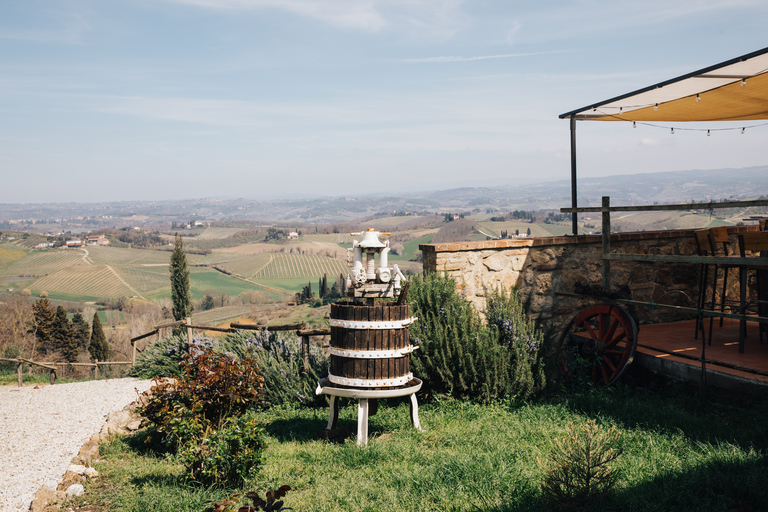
0 250 86 277
114 266 170 294
30 265 134 298
144 269 263 301
192 304 256 325
87 246 170 265
253 253 348 280
216 254 272 279
195 227 248 239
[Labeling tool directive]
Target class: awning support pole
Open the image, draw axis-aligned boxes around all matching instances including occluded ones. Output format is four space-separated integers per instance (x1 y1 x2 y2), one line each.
570 115 578 235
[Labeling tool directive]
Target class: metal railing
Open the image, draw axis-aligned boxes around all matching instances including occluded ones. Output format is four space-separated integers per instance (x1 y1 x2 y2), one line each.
561 196 768 290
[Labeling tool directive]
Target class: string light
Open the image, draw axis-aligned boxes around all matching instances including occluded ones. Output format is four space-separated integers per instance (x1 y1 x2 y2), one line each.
696 94 701 102
653 103 659 111
742 78 746 87
595 108 768 134
742 127 745 134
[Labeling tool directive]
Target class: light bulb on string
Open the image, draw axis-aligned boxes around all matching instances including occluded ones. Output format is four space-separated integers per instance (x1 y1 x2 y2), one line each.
742 79 746 87
633 121 636 128
742 127 745 134
671 127 674 134
696 94 701 102
707 129 711 136
653 103 658 111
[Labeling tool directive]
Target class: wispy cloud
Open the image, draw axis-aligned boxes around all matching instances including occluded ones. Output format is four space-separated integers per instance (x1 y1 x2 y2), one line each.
402 50 571 63
164 0 386 30
162 0 466 35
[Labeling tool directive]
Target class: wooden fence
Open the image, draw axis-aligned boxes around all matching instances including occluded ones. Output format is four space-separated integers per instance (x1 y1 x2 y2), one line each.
130 317 331 376
0 357 131 387
4 317 331 388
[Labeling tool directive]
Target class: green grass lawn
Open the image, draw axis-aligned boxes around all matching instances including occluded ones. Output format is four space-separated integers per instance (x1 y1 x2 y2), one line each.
74 385 768 512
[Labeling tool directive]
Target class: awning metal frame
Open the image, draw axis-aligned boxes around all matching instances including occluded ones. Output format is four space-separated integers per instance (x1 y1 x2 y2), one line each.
560 46 768 234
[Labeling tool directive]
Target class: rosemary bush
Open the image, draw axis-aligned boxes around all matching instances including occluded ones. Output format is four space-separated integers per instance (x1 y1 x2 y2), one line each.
409 272 547 402
485 286 547 401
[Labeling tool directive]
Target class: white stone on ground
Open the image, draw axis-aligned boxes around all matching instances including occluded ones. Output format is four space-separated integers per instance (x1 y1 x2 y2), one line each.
0 378 153 511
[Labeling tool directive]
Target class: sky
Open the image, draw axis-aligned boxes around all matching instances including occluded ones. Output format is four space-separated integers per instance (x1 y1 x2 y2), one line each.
1 0 767 204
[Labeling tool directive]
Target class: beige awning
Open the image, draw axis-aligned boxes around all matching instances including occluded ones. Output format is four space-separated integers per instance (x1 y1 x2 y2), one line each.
560 47 768 122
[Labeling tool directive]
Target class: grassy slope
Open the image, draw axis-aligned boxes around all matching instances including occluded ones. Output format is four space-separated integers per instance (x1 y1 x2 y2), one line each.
476 221 558 238
0 243 29 269
84 387 768 512
402 234 433 260
252 277 318 295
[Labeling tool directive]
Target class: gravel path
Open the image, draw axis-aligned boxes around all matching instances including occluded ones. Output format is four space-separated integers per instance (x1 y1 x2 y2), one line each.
0 378 154 511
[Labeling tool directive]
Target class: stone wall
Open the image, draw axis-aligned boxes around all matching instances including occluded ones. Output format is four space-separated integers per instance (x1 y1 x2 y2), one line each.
420 226 756 334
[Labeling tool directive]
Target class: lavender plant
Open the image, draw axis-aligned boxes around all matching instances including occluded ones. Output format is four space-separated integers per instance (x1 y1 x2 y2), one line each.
131 329 328 409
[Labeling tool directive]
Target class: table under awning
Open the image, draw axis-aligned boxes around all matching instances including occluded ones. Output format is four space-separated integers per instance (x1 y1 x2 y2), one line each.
559 46 768 234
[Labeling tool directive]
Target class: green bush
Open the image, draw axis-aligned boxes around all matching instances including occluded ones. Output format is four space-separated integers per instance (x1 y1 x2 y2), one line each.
409 272 547 402
138 344 265 443
137 344 267 486
180 412 266 486
1 344 22 374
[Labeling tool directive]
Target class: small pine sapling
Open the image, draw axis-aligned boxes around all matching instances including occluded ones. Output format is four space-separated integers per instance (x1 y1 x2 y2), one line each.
540 419 623 511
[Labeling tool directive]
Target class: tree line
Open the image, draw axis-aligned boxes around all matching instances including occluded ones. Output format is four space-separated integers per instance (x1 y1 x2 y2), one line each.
488 210 571 224
31 298 111 363
294 273 346 306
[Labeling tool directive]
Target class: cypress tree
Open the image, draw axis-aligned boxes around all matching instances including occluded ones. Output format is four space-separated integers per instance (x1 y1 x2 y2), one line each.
31 298 55 354
89 313 110 362
72 312 91 350
52 306 78 362
170 234 192 336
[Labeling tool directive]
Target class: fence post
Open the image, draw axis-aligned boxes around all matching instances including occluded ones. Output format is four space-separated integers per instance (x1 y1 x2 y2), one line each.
186 317 193 345
602 196 611 291
94 360 99 380
17 360 23 387
301 322 309 374
131 340 137 366
50 369 56 385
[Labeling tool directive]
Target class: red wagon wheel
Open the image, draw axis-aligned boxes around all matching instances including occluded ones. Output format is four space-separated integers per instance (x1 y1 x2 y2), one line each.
558 303 638 386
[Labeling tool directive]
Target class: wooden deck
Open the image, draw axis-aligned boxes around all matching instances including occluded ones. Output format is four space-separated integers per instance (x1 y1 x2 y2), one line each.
635 317 768 390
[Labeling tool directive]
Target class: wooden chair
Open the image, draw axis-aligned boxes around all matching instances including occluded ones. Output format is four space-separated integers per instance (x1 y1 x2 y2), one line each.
707 227 740 338
693 229 715 341
695 227 740 343
736 231 768 352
